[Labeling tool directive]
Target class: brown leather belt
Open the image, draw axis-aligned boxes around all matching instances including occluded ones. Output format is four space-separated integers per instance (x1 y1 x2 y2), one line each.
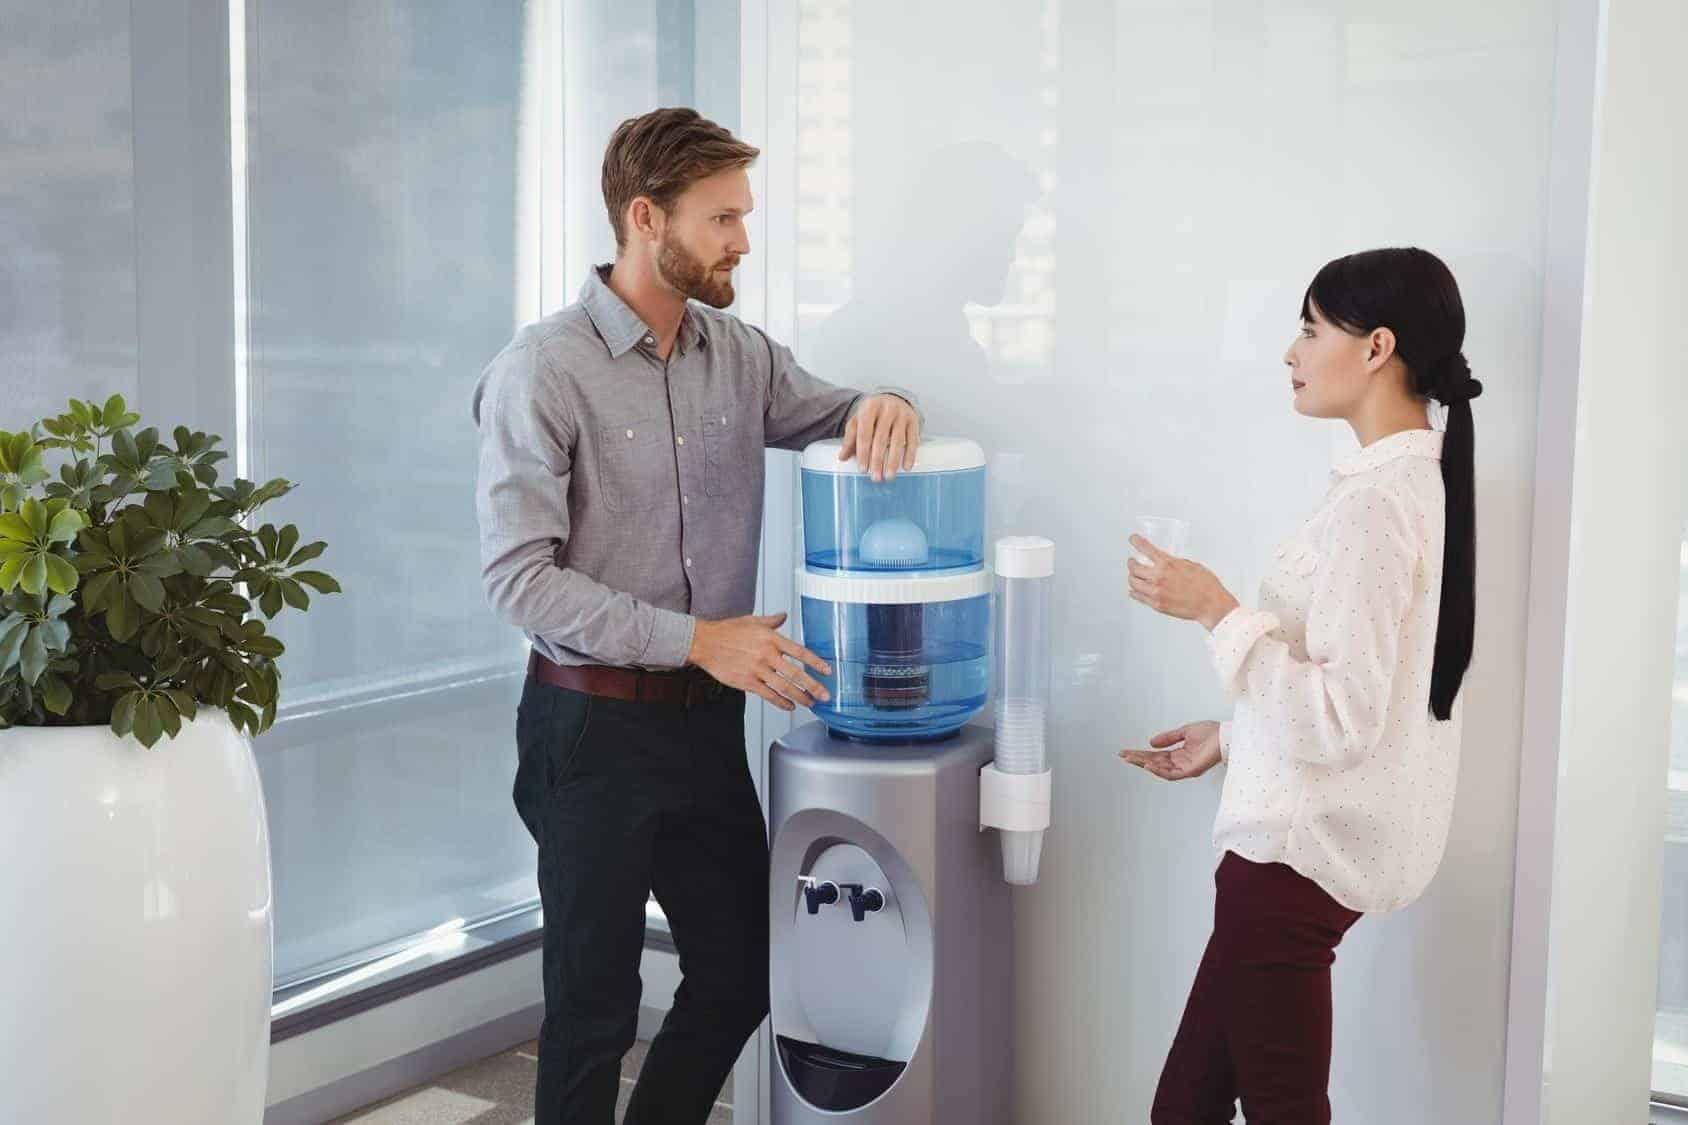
527 650 731 708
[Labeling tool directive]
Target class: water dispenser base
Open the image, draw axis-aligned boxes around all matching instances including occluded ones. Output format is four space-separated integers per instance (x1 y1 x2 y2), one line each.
776 1036 907 1112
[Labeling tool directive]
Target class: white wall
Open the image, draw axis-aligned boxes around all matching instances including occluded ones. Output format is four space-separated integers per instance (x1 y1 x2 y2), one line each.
756 1 1563 1120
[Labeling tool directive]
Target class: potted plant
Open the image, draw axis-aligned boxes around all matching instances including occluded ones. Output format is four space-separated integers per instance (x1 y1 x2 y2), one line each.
0 395 340 1124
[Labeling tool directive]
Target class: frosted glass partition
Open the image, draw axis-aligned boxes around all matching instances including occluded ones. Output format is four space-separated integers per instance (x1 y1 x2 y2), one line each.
0 5 139 423
776 2 1558 1121
243 0 740 982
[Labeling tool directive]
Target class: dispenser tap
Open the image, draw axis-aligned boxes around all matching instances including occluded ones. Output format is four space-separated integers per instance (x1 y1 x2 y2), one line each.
839 883 885 922
797 876 839 915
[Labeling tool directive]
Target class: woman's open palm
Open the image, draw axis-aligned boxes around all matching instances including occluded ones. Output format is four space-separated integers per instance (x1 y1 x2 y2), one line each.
1120 720 1223 781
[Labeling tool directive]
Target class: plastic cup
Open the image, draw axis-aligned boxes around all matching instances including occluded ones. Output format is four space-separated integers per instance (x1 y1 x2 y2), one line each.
1132 516 1189 564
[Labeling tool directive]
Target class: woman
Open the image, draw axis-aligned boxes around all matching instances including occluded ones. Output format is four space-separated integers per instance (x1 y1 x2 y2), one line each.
1120 247 1480 1125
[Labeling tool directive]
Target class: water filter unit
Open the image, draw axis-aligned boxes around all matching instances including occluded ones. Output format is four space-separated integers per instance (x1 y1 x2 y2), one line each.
796 437 990 742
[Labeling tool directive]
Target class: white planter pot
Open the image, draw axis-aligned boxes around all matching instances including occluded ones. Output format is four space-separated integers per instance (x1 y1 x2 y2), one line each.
0 708 273 1123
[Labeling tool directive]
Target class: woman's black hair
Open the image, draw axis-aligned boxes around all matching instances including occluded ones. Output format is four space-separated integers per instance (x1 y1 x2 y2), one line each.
1301 248 1480 721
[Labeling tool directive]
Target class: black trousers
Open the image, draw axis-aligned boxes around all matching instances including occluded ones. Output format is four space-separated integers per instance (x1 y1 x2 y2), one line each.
513 676 770 1124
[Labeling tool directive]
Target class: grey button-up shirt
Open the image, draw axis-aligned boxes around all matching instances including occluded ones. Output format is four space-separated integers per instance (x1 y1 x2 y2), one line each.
473 265 919 670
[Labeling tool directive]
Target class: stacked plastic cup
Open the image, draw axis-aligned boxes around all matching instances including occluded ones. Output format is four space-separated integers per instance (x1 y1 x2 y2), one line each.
992 536 1054 884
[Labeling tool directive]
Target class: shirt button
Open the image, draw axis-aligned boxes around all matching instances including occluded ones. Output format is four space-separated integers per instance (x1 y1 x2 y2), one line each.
643 334 654 345
676 435 685 446
683 496 690 505
685 557 693 568
625 429 634 439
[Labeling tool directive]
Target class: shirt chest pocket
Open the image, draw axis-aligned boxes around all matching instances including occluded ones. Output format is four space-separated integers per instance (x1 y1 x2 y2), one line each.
1266 541 1324 596
701 409 742 497
597 420 671 513
1278 542 1322 577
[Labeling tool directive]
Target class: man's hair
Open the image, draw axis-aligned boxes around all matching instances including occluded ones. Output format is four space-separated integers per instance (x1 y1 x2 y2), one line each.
602 108 760 251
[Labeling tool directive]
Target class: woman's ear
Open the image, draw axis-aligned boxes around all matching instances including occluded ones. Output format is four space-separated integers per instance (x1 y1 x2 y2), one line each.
1367 327 1399 371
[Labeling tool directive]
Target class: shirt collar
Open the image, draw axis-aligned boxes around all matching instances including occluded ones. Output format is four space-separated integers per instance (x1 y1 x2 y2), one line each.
1332 428 1444 478
581 264 708 359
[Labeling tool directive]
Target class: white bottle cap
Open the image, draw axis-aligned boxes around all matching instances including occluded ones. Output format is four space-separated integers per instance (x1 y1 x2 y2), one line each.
994 535 1054 579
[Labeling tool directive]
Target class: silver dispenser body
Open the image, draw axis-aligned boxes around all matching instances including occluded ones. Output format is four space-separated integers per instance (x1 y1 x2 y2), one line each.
768 723 1012 1123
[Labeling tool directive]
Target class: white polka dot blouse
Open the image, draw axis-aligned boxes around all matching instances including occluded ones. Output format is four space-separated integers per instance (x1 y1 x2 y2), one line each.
1208 428 1463 914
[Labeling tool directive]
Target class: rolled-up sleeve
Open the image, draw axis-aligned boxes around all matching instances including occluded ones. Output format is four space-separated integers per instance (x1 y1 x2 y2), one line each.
472 344 696 669
1206 486 1419 771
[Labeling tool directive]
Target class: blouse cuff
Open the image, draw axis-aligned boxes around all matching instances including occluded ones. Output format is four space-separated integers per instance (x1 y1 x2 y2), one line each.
1207 605 1278 696
1217 720 1232 763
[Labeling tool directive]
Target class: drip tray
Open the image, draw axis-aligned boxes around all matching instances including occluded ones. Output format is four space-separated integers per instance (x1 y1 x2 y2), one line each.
776 1035 907 1111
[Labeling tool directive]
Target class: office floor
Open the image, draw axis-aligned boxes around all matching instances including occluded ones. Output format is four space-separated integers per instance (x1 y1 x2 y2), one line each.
331 1038 734 1124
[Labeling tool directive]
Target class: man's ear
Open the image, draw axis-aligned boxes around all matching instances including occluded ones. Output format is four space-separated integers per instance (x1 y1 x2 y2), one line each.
627 196 664 243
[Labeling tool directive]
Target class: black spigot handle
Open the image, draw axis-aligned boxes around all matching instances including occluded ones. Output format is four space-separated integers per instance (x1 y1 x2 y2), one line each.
802 879 839 915
839 883 885 922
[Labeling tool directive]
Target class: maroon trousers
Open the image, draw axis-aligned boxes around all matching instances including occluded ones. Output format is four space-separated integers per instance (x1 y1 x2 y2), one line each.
1151 852 1363 1125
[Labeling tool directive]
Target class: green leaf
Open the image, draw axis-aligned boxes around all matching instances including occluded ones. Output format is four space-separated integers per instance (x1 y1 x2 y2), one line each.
292 570 342 594
175 490 211 531
259 583 284 619
0 619 27 673
0 556 24 592
20 626 47 683
257 523 279 558
42 553 78 596
40 618 69 650
276 524 299 561
145 462 180 491
136 551 185 578
133 696 163 748
46 508 85 544
163 689 198 721
96 671 140 692
129 571 166 611
128 527 167 559
226 698 258 734
286 540 328 566
103 393 126 423
80 569 117 611
156 693 182 738
19 554 46 596
111 691 139 737
244 634 285 659
279 578 309 610
143 489 173 529
0 513 32 542
175 545 213 577
184 515 241 539
40 674 71 716
106 590 139 640
21 498 48 537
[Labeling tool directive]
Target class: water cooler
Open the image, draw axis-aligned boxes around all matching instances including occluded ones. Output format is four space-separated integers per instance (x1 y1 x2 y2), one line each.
768 437 1054 1123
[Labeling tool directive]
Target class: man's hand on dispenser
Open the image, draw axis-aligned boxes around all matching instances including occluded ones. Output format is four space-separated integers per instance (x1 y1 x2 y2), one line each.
839 394 921 483
1119 721 1223 781
688 612 833 713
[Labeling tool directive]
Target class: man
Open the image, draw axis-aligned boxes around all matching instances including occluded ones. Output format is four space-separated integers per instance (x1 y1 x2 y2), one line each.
472 107 921 1124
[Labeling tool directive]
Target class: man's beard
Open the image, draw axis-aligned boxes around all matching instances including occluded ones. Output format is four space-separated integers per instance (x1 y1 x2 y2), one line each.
657 234 737 309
